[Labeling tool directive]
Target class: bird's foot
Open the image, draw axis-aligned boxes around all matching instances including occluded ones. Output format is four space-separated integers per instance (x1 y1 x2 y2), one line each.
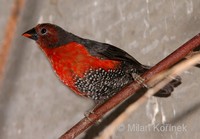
132 73 149 88
84 100 104 122
84 110 94 122
84 109 102 124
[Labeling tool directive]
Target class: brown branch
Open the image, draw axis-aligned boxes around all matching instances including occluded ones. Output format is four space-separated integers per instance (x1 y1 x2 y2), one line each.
97 54 200 139
0 0 24 83
59 33 200 139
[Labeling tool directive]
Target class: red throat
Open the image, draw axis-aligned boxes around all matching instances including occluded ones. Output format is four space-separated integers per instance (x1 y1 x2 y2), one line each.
39 42 120 95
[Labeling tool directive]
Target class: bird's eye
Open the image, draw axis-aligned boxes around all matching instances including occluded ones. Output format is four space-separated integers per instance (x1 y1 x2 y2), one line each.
40 28 47 35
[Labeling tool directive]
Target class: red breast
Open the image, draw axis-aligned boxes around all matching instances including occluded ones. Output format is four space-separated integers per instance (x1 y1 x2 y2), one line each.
39 42 120 95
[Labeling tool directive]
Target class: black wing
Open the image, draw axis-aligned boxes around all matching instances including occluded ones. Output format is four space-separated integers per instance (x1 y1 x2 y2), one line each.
80 38 144 67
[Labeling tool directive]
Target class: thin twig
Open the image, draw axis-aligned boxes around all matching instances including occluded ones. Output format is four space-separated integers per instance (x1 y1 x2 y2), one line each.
59 34 200 139
97 54 200 139
0 0 24 83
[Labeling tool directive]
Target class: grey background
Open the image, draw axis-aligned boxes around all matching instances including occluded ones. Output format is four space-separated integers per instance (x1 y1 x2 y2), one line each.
0 0 200 139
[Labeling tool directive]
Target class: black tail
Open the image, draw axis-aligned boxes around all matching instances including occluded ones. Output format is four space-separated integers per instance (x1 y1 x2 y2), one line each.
140 65 182 97
154 76 181 97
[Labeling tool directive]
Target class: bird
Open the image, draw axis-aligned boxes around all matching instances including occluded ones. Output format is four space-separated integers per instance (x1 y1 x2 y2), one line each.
22 23 181 105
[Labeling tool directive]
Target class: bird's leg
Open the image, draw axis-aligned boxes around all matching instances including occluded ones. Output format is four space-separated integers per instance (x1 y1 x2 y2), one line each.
132 73 149 88
84 99 104 122
84 111 93 122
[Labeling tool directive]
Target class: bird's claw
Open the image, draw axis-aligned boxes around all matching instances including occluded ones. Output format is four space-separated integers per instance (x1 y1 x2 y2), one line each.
84 110 94 122
84 108 103 124
132 73 149 88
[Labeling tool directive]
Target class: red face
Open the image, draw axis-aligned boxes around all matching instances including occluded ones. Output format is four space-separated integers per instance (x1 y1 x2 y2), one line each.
22 24 63 50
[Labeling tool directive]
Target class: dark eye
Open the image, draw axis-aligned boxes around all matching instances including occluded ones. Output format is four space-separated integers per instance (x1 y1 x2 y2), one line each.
41 28 47 35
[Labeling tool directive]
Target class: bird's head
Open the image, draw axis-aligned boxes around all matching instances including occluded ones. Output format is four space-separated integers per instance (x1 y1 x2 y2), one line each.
22 23 69 49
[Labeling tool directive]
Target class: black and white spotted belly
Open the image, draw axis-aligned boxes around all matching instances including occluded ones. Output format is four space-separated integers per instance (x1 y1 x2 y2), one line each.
74 68 133 103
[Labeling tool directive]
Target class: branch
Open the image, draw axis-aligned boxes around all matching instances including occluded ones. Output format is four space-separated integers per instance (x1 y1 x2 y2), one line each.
59 33 200 139
96 53 200 139
0 0 25 83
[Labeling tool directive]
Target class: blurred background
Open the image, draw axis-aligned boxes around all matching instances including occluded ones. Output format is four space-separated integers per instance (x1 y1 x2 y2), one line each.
0 0 200 139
